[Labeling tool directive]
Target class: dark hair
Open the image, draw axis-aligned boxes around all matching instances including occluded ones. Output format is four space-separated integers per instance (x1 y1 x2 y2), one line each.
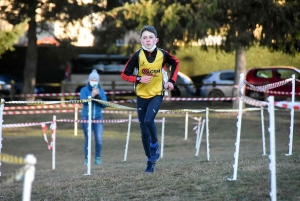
140 25 157 37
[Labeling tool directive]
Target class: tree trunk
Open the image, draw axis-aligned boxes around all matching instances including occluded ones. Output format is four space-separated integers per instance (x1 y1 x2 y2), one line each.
232 44 247 109
23 6 38 101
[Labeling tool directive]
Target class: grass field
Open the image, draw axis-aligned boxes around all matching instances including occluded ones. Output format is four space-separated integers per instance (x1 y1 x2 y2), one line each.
1 101 300 201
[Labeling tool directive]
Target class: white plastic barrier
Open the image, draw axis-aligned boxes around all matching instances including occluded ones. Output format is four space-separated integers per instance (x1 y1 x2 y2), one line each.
51 116 56 170
74 106 78 136
268 96 277 201
0 99 4 176
184 112 188 140
160 117 165 159
195 119 205 157
160 117 165 158
85 96 92 176
228 73 245 181
23 154 37 201
261 106 267 156
286 74 296 156
123 117 166 162
123 114 132 161
206 107 210 161
195 117 202 149
0 153 37 201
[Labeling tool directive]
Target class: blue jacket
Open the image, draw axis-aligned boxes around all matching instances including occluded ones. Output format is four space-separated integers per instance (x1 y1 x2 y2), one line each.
80 83 107 119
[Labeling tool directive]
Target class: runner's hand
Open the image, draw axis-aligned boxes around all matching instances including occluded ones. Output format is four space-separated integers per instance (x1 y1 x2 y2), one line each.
165 82 174 90
140 76 152 84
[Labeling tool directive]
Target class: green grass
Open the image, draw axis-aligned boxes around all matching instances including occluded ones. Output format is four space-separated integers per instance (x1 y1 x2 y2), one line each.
1 101 300 200
176 46 300 77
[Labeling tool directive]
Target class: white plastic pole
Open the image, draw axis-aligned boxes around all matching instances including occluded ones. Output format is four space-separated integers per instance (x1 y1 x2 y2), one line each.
196 119 205 157
22 154 37 201
160 117 165 159
184 112 188 140
195 122 201 156
74 106 78 136
261 106 267 156
228 73 244 181
286 74 295 156
206 107 210 161
0 99 4 176
52 115 56 170
123 113 132 161
268 96 277 201
195 117 202 149
85 96 92 175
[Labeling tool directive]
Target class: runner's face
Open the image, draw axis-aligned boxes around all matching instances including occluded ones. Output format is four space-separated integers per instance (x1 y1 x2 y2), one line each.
140 30 158 49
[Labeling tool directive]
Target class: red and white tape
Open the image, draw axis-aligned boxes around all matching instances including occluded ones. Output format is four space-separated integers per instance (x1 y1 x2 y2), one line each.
2 121 52 128
1 118 169 128
102 110 137 114
3 110 140 115
244 79 293 92
274 101 300 110
241 95 268 107
163 97 236 101
245 86 300 96
56 119 129 123
41 123 56 150
3 110 75 115
3 100 135 111
4 104 81 110
13 90 135 98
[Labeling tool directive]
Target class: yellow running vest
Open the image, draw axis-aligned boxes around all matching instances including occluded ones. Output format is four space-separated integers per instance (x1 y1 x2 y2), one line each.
136 50 164 98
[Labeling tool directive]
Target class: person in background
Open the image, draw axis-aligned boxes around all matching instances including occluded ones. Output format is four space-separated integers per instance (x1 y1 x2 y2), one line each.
80 69 107 165
121 25 180 173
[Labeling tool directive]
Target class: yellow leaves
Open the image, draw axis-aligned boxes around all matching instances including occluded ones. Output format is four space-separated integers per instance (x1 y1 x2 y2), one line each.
0 19 29 57
253 24 262 40
160 2 183 30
